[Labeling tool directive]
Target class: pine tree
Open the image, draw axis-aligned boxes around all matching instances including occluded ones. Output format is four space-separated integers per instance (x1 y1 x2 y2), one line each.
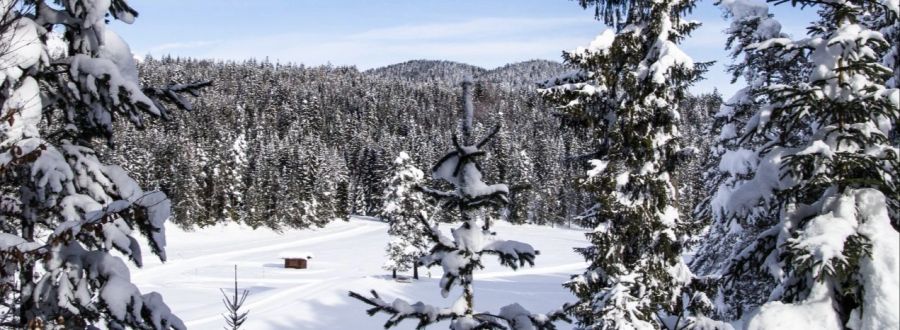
0 0 204 328
871 0 899 227
540 0 722 327
333 165 352 221
221 265 249 330
293 137 321 227
688 0 802 320
362 147 389 215
315 147 348 223
718 0 900 328
491 120 536 225
380 151 431 279
350 79 571 329
223 107 249 223
876 1 899 91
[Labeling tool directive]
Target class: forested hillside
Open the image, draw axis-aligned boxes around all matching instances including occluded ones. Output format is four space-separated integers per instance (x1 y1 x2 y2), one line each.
110 57 720 229
2 0 897 328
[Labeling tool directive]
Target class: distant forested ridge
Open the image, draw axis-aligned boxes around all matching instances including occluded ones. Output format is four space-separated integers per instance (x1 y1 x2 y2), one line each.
111 57 720 229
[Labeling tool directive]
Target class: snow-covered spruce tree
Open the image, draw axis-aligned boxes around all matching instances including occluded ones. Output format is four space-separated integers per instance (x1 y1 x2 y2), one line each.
714 0 900 328
539 0 724 328
876 0 899 91
350 79 571 329
289 135 323 228
0 0 204 328
675 93 719 224
381 151 431 280
224 127 248 223
688 0 804 320
869 0 899 226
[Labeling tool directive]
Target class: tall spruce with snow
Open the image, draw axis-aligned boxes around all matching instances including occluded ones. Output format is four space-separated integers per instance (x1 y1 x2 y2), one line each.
872 0 900 225
223 107 249 224
350 80 571 329
0 1 203 328
381 151 431 279
675 93 719 223
539 0 721 328
877 0 899 91
688 0 802 320
714 0 900 328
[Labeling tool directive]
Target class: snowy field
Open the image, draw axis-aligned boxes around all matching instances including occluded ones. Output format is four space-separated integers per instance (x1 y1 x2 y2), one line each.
129 217 588 329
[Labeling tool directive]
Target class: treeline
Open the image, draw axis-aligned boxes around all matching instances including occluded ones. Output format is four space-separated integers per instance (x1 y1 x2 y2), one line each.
109 57 720 229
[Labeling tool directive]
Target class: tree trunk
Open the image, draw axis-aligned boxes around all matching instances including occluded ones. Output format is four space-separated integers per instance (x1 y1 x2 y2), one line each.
392 269 397 279
19 220 34 326
461 79 474 144
413 264 419 280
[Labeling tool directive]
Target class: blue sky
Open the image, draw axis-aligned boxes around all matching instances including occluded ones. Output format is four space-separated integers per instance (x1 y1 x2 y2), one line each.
115 0 816 96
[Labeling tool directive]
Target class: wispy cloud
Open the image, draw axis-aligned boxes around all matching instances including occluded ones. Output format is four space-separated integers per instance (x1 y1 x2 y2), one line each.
139 16 598 69
351 17 592 41
140 40 220 57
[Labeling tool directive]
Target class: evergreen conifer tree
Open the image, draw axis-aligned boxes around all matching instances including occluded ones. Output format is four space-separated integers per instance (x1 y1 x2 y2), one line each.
350 79 570 329
380 151 431 280
223 108 249 224
540 0 722 327
688 0 801 319
221 266 249 330
716 0 900 327
0 0 204 328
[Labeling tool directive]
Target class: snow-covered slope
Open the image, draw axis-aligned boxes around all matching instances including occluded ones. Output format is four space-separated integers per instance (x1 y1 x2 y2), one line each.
364 59 567 89
480 60 569 89
130 217 587 329
365 60 487 86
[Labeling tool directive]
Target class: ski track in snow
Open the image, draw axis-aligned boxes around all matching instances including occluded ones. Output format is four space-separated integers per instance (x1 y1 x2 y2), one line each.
130 218 587 329
186 279 330 327
476 262 588 280
133 222 383 281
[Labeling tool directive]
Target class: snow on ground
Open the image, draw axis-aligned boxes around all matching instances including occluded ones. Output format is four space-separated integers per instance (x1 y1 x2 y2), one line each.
130 217 588 329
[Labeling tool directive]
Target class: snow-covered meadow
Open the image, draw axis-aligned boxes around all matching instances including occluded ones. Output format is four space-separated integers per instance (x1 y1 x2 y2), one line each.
129 217 587 329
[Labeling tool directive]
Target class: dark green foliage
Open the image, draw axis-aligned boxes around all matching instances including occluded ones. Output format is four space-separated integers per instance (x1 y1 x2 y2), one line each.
694 0 899 325
542 0 718 327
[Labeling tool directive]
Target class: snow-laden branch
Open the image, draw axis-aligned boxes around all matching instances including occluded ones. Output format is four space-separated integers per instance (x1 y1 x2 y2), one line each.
143 80 213 115
349 290 460 329
0 0 205 328
482 240 538 270
348 290 573 330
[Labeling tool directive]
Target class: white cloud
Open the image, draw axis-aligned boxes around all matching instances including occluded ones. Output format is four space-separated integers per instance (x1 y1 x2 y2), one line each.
350 17 592 41
139 16 598 69
134 15 748 95
139 40 220 58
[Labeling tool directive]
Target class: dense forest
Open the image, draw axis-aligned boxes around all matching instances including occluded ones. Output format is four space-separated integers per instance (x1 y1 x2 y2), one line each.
3 0 895 328
111 57 721 230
